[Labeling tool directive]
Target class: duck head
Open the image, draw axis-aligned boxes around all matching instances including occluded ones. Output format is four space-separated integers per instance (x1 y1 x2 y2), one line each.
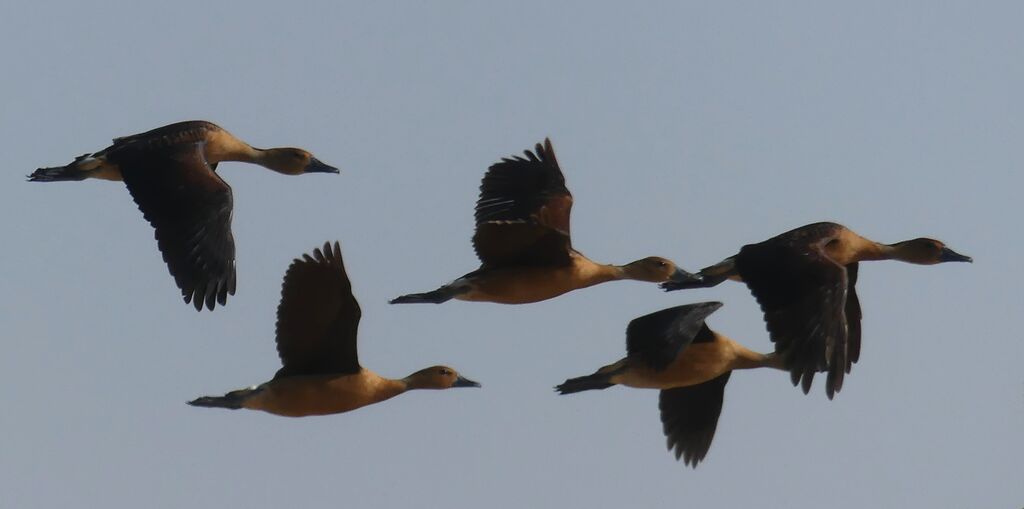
403 366 481 390
258 147 339 175
621 257 702 284
889 238 972 265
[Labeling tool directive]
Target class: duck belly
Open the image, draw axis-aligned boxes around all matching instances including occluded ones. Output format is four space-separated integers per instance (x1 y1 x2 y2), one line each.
244 373 390 417
618 342 736 390
457 266 588 304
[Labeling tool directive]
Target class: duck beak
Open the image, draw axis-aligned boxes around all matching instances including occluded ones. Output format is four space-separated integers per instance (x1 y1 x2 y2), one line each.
668 267 703 285
453 375 481 388
305 157 339 174
939 247 972 263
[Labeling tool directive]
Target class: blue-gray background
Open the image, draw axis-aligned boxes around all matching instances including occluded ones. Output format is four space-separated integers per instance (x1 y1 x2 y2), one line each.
1 2 1019 507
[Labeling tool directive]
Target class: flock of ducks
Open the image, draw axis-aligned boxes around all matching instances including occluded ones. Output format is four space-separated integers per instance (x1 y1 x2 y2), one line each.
30 120 971 467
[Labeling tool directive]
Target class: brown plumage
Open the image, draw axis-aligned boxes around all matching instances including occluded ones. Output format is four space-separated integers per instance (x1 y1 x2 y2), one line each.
555 302 784 467
28 120 338 310
661 222 972 398
390 138 699 305
188 242 479 417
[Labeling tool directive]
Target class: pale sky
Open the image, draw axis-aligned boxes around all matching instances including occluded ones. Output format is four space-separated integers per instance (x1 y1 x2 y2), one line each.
1 2 1020 508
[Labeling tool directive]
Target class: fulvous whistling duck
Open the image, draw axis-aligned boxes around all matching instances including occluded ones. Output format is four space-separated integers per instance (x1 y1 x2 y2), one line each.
556 302 783 467
28 120 339 311
389 139 700 305
661 222 972 399
188 242 479 417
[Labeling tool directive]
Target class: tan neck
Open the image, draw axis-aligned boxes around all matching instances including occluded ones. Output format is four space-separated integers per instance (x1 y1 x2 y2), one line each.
854 241 894 262
204 129 263 165
373 377 409 401
226 145 266 165
729 342 786 371
828 231 891 264
576 258 628 286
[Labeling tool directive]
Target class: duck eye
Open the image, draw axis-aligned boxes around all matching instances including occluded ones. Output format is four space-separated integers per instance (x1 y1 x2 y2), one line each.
438 368 451 376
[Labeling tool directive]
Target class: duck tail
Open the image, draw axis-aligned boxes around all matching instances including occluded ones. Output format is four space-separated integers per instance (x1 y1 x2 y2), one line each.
389 285 464 304
187 387 259 410
27 153 100 182
555 362 626 395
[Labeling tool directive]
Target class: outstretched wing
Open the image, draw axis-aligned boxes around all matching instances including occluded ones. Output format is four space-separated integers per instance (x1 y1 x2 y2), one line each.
117 142 236 311
273 242 362 378
471 138 574 267
659 372 732 467
736 237 850 398
626 302 723 371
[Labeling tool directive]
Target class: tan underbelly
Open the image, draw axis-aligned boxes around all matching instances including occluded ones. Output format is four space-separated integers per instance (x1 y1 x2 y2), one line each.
79 159 123 181
456 266 601 304
614 341 736 390
244 373 396 417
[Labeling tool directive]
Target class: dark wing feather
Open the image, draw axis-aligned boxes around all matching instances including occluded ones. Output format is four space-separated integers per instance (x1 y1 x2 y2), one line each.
116 142 236 311
736 238 849 398
273 242 362 378
659 372 732 467
471 138 574 267
626 302 723 371
845 262 862 368
108 120 222 149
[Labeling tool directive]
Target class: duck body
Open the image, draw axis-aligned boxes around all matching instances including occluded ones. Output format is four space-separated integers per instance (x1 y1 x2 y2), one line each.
611 331 776 390
556 302 784 467
241 369 407 417
662 221 971 398
390 139 698 305
188 242 479 417
451 252 621 304
29 121 338 311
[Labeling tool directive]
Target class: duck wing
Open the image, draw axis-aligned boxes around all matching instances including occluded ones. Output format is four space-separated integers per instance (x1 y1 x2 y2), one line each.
625 302 723 371
273 242 362 378
735 236 850 399
472 138 574 267
116 140 236 311
658 372 732 467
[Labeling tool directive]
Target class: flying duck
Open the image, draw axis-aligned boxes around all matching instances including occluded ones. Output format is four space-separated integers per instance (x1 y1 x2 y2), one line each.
390 138 699 305
661 222 972 398
28 120 339 310
188 242 479 417
556 302 784 467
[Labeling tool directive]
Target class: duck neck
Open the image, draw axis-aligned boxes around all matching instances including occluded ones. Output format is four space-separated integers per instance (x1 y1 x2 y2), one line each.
231 145 268 165
573 256 628 286
374 377 410 401
204 129 264 165
592 263 629 284
854 241 897 262
730 342 786 371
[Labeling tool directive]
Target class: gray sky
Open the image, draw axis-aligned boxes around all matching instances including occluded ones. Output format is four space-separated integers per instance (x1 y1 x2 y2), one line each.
1 2 1020 507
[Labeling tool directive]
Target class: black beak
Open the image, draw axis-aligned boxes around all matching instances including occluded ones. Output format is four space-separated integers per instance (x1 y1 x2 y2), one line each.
453 375 481 388
668 267 703 285
305 157 339 174
938 247 972 263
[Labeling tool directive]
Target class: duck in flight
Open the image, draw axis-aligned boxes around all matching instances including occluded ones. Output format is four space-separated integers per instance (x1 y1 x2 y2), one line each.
661 222 972 399
390 138 699 305
28 120 339 311
556 302 784 467
188 242 480 417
